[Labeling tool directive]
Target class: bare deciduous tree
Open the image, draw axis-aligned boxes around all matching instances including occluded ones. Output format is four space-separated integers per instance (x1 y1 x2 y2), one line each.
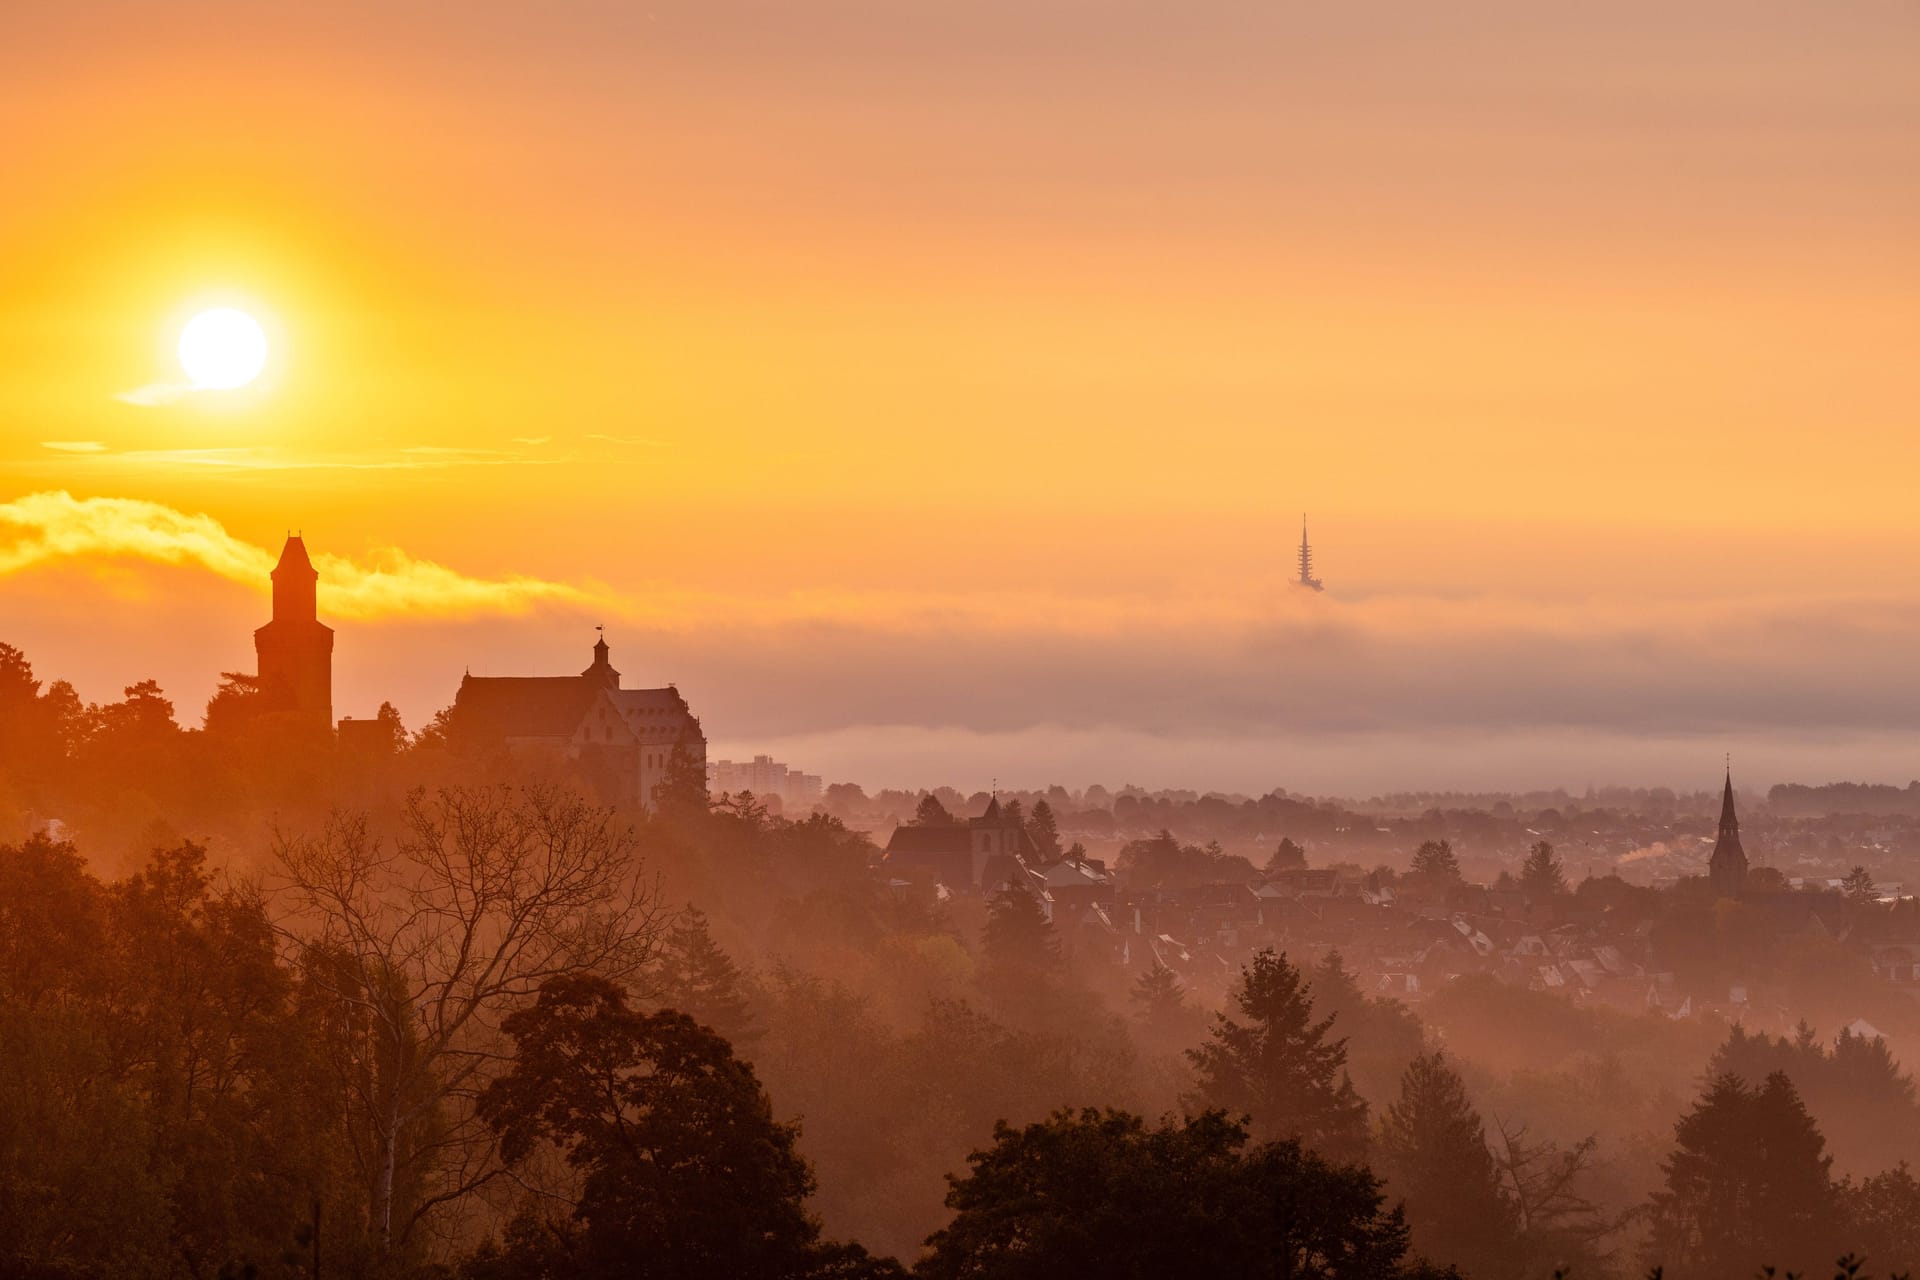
1494 1117 1624 1275
274 783 663 1259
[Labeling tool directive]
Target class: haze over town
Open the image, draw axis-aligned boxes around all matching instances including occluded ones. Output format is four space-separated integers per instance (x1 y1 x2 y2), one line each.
7 3 1920 1279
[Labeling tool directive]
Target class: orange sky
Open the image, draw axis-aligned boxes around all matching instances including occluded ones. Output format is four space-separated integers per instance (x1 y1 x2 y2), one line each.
4 1 1919 792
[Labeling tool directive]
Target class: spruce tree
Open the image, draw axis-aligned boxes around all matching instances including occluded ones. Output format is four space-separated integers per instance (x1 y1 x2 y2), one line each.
982 883 1058 969
1519 841 1566 896
914 794 954 826
1266 838 1307 874
1648 1071 1838 1276
1130 962 1195 1043
1026 800 1063 860
1377 1052 1518 1279
1186 949 1369 1162
652 905 758 1046
1409 840 1461 881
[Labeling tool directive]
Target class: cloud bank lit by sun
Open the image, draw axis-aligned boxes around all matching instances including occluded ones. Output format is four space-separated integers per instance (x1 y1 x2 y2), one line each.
0 491 600 620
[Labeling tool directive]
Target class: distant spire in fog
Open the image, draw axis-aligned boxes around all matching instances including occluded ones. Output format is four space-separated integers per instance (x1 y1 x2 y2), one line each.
1296 514 1324 592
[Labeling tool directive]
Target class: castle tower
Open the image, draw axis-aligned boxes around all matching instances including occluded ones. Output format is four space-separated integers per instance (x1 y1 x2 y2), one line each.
253 535 334 737
1296 514 1324 591
1708 768 1748 898
582 627 621 690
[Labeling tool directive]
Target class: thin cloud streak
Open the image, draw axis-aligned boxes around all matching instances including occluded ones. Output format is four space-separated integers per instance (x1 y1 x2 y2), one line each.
23 446 571 472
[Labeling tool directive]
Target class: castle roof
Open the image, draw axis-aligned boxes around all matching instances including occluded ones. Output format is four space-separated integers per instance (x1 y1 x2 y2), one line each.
453 675 600 741
275 535 315 574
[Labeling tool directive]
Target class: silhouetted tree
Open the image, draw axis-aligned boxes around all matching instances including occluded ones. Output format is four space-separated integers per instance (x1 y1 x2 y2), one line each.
1130 962 1199 1043
412 703 456 751
478 974 886 1280
275 785 664 1258
1493 1121 1616 1279
1188 949 1368 1161
982 883 1057 969
1520 841 1566 897
914 794 955 826
1842 1163 1920 1275
1377 1052 1518 1279
1844 865 1879 904
919 1108 1422 1280
1306 951 1426 1110
1026 799 1063 860
1267 837 1308 873
1647 1071 1838 1276
652 904 758 1046
652 742 711 818
372 700 407 753
1409 840 1461 882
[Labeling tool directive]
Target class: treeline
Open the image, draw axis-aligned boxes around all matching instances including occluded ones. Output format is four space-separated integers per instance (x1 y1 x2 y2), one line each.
1771 781 1920 818
8 787 1920 1277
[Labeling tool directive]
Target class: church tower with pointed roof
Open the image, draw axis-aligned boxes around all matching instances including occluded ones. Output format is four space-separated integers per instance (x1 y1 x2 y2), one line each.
1709 768 1748 898
253 534 334 737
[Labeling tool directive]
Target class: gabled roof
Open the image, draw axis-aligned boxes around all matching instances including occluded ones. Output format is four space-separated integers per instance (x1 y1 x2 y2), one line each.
886 825 972 856
454 674 599 741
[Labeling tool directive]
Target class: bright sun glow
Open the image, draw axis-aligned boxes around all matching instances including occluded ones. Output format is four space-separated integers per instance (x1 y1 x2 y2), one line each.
177 307 269 390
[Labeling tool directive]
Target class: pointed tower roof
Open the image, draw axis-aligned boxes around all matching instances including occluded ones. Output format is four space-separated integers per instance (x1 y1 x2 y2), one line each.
581 628 620 688
1295 513 1324 591
275 534 315 574
1709 765 1748 897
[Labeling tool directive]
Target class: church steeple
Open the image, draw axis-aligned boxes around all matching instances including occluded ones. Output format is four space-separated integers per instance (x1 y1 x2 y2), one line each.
1709 766 1748 898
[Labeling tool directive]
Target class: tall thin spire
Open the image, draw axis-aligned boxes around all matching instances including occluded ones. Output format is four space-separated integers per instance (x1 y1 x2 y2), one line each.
1710 763 1748 897
1295 514 1324 591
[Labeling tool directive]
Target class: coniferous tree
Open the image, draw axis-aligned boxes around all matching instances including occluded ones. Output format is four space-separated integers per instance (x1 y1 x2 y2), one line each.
1377 1052 1519 1280
1647 1071 1839 1276
1187 949 1369 1162
982 884 1058 969
1266 837 1308 874
653 905 759 1046
1307 951 1424 1110
1409 840 1461 882
653 742 712 819
1843 865 1879 904
1026 800 1063 860
914 793 955 826
1131 962 1196 1042
1519 841 1566 896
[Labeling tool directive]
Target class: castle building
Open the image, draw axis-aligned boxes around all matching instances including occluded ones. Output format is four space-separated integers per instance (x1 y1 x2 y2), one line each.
1709 768 1749 898
254 535 334 736
449 634 706 812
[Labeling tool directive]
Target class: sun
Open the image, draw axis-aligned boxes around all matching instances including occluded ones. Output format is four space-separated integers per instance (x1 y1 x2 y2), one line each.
178 307 269 390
